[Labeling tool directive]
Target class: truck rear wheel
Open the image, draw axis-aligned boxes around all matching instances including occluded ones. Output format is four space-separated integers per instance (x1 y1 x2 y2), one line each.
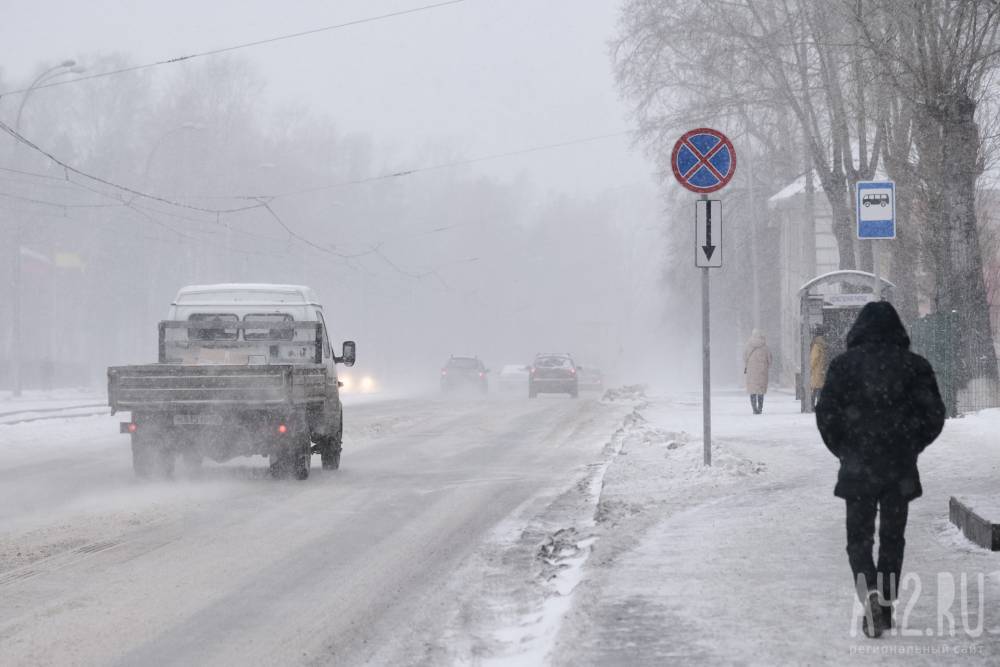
181 449 203 474
131 431 174 479
132 436 153 477
293 433 311 480
270 433 311 480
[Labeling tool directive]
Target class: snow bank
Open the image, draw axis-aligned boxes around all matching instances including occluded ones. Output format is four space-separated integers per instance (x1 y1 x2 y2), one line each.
552 392 1000 664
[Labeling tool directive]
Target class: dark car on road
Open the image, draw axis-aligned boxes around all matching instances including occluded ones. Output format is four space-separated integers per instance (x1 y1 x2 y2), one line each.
528 353 578 398
441 356 489 394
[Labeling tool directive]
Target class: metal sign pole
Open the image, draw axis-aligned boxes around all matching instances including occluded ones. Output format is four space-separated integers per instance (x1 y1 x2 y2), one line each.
873 240 881 301
673 127 735 470
701 194 712 466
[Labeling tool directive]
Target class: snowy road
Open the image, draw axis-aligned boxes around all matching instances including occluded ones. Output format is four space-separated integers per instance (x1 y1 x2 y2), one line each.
0 394 629 666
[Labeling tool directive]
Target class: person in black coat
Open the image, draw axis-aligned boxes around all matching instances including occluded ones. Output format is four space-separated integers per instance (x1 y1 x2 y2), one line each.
815 301 945 638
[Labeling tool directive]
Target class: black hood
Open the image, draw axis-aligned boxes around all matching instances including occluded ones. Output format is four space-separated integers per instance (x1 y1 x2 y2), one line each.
846 301 910 349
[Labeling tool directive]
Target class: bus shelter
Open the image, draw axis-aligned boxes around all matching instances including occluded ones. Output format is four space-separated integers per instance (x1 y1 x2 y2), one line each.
798 270 896 413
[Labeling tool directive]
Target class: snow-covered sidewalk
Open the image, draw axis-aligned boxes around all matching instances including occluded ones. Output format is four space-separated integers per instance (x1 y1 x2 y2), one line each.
0 387 105 408
549 389 1000 665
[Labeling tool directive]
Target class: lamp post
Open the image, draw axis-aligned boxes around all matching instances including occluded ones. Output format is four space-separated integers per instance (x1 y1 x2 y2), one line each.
10 60 85 397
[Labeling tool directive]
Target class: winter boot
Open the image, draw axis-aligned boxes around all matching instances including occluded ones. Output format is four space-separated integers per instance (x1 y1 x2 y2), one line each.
862 591 886 638
880 600 894 631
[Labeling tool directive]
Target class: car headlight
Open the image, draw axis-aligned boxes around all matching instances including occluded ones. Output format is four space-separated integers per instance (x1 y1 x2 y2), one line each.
340 375 353 392
361 376 375 392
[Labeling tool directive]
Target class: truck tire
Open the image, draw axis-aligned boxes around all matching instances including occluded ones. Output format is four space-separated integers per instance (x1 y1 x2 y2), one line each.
271 432 311 480
131 435 154 478
268 454 285 478
320 417 343 471
293 432 311 480
181 449 203 474
321 445 341 471
132 431 174 479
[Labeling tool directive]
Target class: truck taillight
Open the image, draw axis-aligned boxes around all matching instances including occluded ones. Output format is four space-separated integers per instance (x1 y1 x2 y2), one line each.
278 424 288 435
128 423 138 433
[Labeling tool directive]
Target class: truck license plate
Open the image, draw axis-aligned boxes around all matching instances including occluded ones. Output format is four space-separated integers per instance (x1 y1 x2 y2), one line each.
173 414 223 426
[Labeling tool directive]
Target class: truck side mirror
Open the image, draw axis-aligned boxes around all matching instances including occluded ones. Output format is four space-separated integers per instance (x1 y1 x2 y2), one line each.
337 341 356 367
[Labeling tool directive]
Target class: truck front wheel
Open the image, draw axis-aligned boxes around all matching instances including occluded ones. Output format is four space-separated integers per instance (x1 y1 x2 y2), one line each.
318 417 343 471
321 444 341 471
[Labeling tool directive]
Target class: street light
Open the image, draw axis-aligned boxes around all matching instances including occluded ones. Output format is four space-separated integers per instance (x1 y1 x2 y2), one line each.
10 60 85 396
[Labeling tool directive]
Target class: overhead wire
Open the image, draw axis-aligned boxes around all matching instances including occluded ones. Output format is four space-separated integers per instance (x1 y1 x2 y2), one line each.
233 131 633 200
0 118 261 214
0 118 635 289
0 1 466 99
0 122 436 277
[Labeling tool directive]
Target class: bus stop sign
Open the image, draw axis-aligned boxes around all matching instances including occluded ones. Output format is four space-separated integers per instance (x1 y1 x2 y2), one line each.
857 180 896 239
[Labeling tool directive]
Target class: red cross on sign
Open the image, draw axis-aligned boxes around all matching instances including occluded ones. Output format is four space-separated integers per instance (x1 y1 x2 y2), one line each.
670 128 737 194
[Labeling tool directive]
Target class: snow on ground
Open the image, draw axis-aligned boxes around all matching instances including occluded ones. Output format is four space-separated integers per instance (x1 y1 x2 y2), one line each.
4 386 998 664
0 392 412 573
0 387 106 412
548 389 1000 665
434 388 1000 665
0 394 637 665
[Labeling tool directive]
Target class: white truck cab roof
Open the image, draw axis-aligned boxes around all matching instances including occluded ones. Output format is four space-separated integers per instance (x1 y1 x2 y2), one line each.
172 283 321 307
168 284 325 322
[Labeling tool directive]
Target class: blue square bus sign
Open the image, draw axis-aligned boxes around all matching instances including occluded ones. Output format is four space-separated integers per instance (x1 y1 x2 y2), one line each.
856 180 895 239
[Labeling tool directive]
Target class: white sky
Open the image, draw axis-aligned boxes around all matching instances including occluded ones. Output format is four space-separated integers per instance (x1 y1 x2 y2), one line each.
0 0 655 196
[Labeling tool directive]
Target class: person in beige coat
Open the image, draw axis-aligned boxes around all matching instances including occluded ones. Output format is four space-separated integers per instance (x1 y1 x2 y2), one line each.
744 329 772 414
810 328 829 409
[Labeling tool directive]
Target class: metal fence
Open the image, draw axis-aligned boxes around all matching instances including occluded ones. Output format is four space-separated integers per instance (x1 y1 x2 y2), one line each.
909 311 959 417
909 311 1000 416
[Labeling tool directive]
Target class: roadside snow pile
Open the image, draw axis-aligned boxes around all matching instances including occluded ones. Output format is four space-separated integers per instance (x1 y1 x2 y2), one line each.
932 518 997 555
604 408 765 498
601 385 647 403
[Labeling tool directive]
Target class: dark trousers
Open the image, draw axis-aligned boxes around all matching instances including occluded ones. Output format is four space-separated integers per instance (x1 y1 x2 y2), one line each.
749 394 764 413
845 493 909 603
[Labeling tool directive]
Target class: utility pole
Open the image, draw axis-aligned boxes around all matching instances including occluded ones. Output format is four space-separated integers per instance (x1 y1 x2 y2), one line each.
9 60 83 396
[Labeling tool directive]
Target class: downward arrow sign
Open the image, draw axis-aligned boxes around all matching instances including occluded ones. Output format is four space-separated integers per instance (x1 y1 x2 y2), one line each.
702 200 716 259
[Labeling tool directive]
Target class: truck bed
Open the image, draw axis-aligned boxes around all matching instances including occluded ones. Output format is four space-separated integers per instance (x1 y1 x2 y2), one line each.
108 364 328 413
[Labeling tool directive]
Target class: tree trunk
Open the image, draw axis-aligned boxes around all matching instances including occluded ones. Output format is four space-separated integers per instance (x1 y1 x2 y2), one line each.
829 187 857 270
937 96 998 384
913 111 951 313
890 184 921 322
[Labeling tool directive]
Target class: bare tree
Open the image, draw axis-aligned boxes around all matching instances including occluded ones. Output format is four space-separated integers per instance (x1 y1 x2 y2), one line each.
614 0 884 272
855 0 1000 383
